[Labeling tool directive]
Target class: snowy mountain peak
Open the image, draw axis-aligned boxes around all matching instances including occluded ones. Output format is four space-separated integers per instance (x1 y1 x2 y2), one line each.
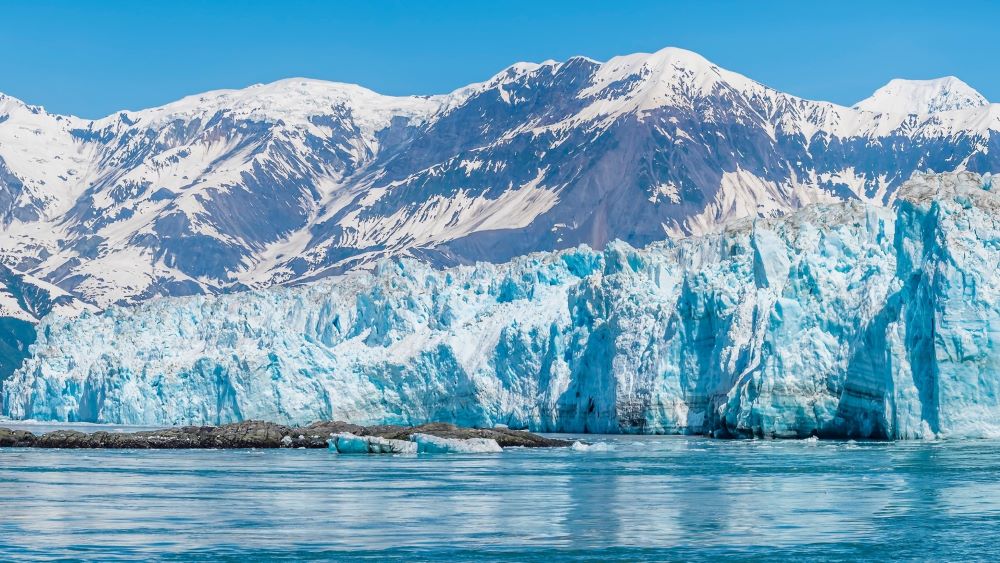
0 92 38 116
578 46 763 116
853 76 989 115
451 59 560 103
642 45 716 67
116 77 443 129
595 46 725 85
498 61 551 77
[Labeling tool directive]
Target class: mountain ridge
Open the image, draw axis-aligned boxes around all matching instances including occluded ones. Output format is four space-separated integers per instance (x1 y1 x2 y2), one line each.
3 48 993 121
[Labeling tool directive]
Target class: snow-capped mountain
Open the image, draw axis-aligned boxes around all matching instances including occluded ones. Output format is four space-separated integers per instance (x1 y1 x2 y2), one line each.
8 172 997 439
0 46 998 315
853 76 989 114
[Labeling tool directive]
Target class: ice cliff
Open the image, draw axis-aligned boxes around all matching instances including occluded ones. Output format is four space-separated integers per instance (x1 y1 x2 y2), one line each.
3 172 998 439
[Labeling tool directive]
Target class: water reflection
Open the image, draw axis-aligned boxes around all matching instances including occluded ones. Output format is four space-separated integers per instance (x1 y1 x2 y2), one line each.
563 447 622 546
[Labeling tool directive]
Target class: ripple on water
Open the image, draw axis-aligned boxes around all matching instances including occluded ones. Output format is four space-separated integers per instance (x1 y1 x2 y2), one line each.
2 435 1000 560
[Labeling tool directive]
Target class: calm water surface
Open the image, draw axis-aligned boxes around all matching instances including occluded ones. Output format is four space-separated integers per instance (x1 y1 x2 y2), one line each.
2 433 1000 561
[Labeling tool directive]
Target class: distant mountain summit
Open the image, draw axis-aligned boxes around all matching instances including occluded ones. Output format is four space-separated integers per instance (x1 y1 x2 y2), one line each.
854 76 989 114
0 46 997 321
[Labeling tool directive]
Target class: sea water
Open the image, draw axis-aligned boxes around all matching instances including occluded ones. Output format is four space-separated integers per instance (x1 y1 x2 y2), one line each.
2 434 999 561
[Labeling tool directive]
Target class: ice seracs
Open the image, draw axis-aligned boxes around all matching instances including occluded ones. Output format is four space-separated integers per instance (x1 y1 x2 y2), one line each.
4 171 998 440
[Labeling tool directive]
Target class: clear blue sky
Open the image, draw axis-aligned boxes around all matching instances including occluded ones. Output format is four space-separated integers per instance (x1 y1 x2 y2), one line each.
2 0 997 118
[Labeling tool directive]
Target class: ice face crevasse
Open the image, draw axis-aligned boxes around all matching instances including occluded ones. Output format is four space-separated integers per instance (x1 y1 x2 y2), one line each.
3 171 998 439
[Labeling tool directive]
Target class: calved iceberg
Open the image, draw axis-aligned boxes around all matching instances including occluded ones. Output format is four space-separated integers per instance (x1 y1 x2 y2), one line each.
328 433 417 454
410 433 503 453
326 432 502 453
3 172 998 439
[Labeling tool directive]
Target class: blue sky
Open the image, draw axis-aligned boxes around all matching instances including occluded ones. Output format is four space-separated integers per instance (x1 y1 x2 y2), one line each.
2 0 997 118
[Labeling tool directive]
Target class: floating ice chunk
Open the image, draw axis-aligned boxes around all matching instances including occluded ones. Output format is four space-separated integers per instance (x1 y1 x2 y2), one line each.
570 441 615 452
410 433 503 453
327 432 417 454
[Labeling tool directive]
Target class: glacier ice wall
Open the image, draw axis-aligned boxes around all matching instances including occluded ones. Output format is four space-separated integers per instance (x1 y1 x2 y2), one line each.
3 172 998 439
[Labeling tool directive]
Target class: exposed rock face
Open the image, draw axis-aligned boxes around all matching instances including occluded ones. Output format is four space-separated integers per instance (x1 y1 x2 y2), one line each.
0 427 36 447
0 420 569 449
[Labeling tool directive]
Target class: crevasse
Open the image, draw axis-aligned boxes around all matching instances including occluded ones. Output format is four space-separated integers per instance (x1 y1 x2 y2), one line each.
3 172 997 439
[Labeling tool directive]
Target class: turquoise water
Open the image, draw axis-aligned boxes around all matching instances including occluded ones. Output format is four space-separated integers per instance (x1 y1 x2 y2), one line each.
2 435 1000 561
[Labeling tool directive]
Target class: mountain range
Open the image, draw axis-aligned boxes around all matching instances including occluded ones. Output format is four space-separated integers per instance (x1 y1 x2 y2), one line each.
0 46 997 334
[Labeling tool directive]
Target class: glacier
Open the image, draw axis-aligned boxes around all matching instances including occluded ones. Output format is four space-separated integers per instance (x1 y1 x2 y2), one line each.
2 171 998 439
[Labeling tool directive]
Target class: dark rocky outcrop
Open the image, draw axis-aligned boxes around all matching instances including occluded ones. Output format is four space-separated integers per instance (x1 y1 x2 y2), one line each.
0 420 570 449
0 427 37 447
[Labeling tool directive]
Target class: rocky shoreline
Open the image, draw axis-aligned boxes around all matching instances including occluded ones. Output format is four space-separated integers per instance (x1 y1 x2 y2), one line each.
0 420 571 449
